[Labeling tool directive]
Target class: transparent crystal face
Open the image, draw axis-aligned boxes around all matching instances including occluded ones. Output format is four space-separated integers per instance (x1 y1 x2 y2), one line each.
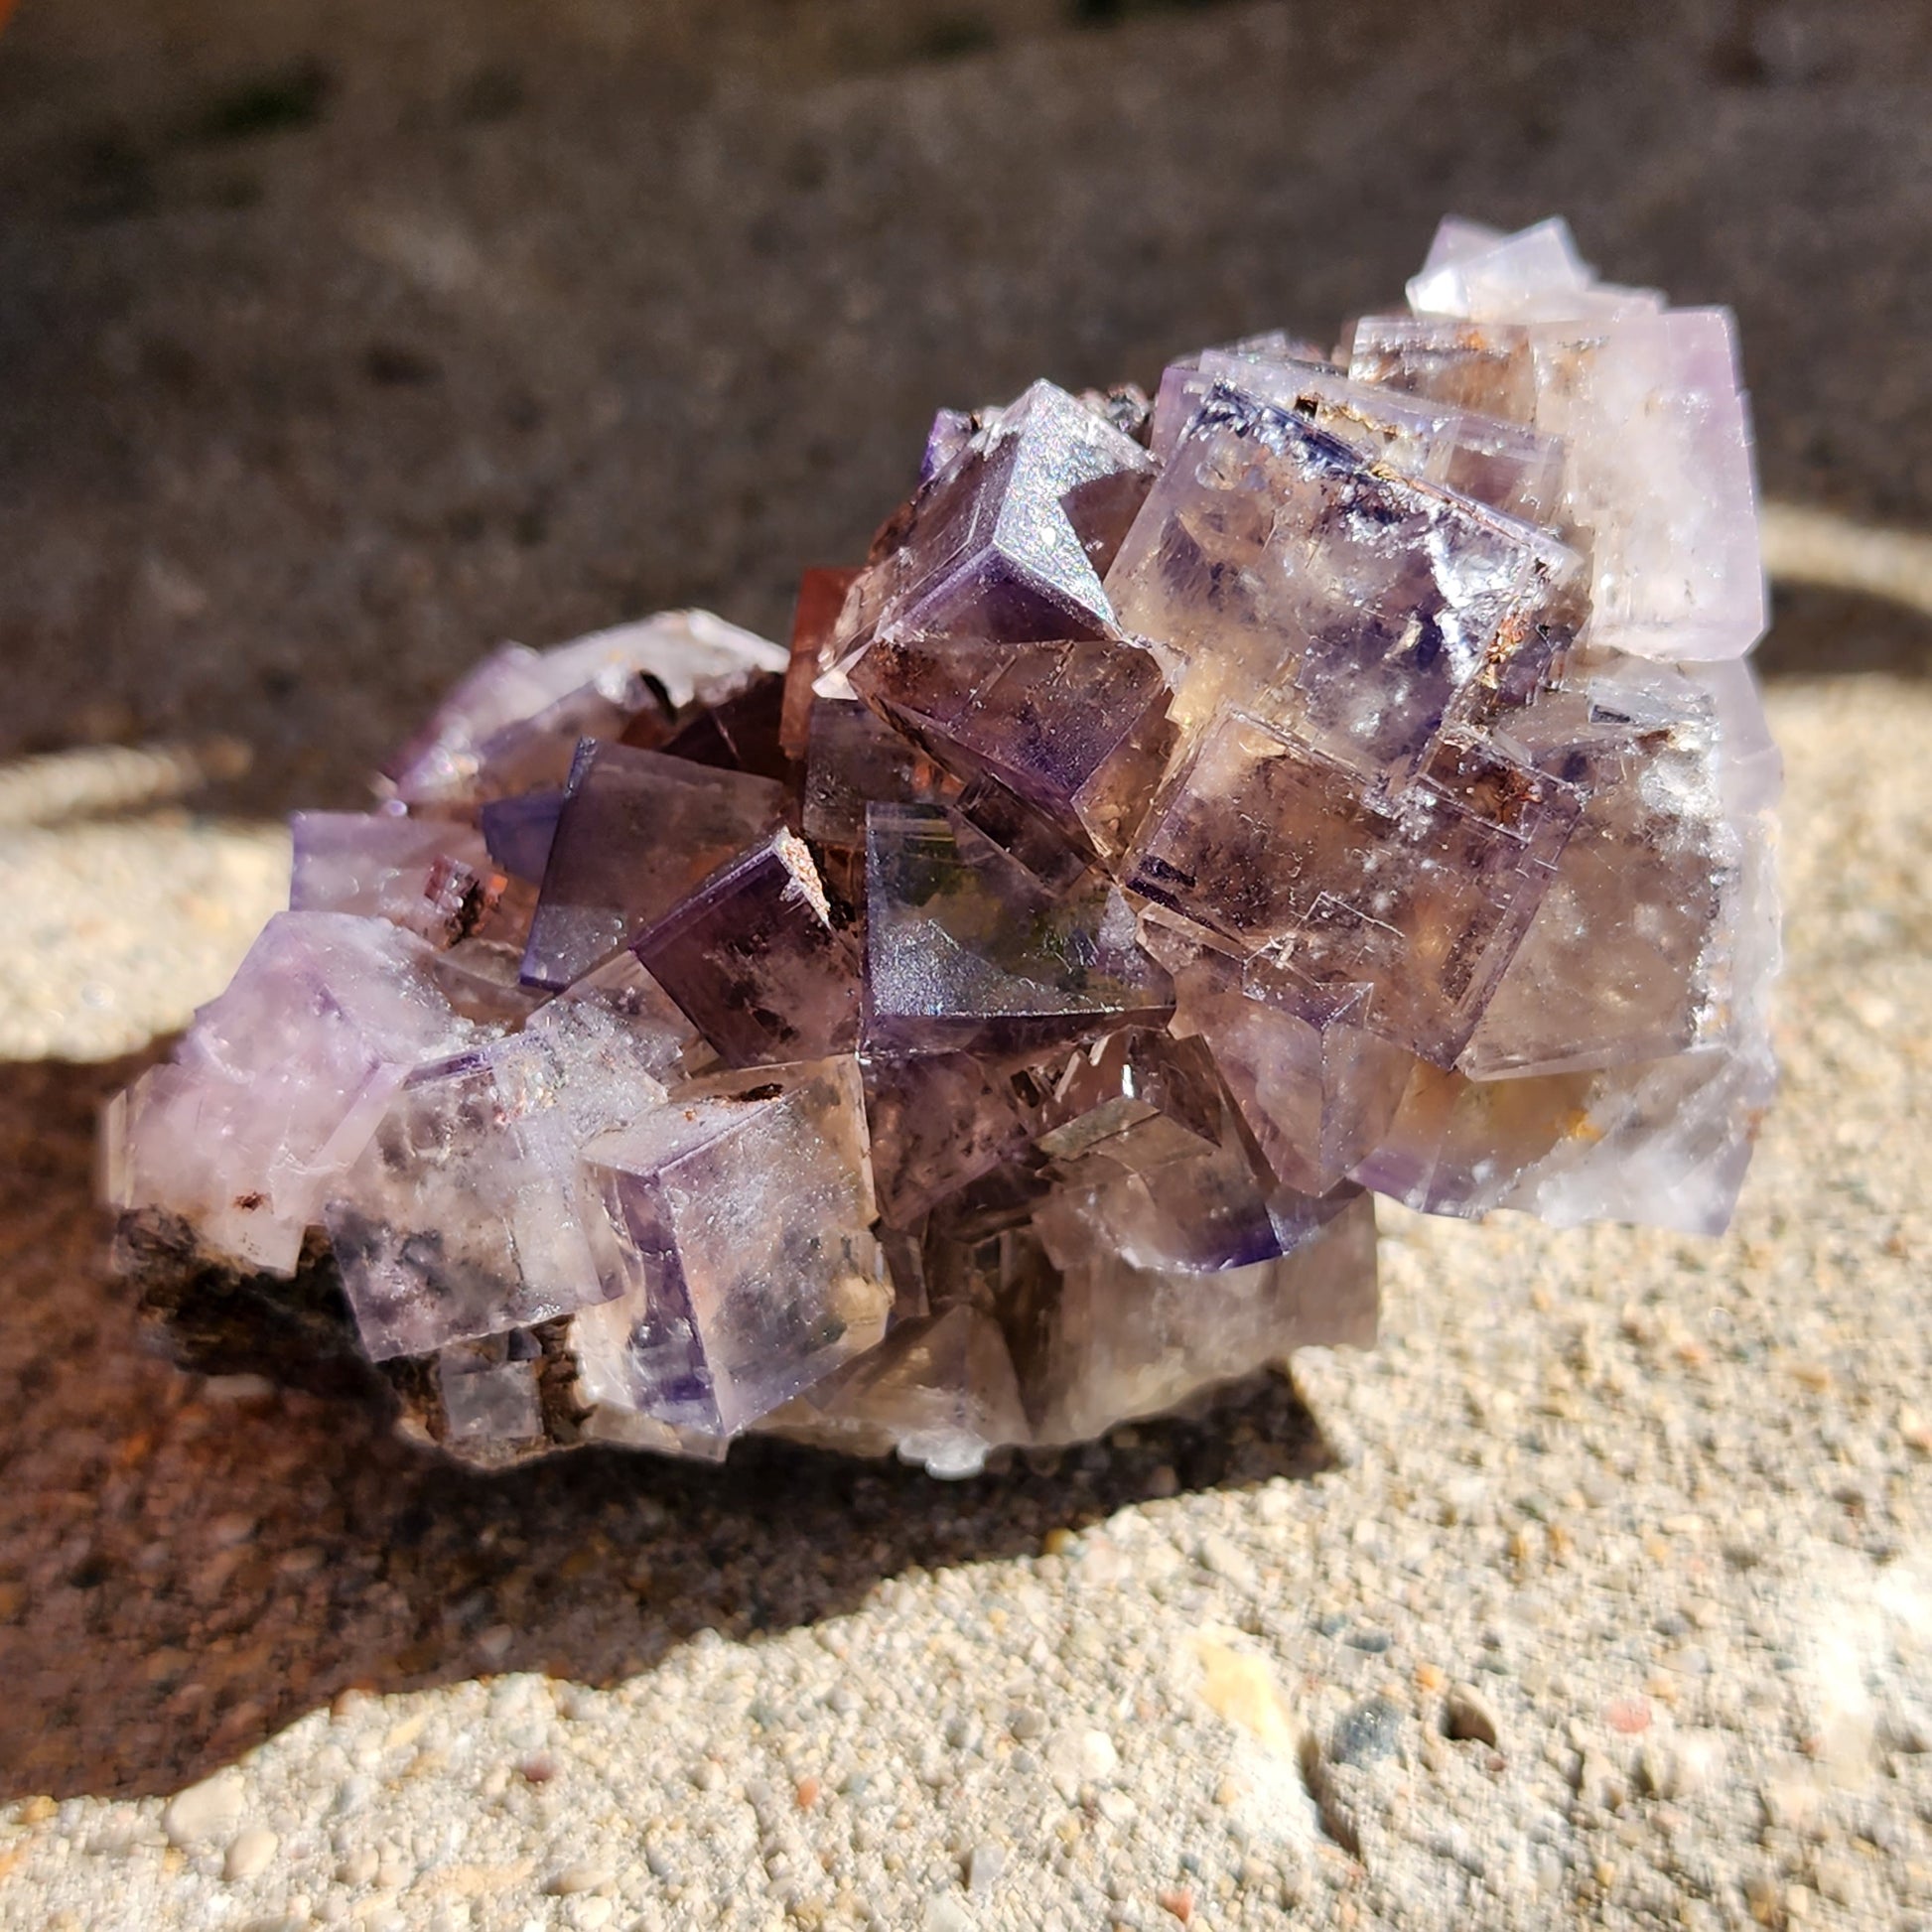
578 1058 893 1437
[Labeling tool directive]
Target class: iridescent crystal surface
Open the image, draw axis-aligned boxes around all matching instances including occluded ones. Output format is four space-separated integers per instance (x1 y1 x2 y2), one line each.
108 218 1779 1475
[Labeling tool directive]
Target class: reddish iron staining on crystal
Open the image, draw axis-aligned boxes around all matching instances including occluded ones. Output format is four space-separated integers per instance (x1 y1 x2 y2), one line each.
108 218 1778 1474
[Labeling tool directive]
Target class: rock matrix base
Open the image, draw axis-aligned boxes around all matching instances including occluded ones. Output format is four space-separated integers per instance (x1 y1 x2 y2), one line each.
105 216 1779 1476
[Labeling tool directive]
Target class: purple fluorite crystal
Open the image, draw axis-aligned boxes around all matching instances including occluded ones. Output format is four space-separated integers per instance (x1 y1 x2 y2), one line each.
107 217 1780 1476
825 377 1157 667
520 740 787 991
848 634 1174 864
633 828 862 1068
576 1057 892 1445
863 802 1173 1056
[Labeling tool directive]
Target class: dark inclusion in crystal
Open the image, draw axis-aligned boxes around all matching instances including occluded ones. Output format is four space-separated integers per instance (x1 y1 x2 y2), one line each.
106 217 1780 1476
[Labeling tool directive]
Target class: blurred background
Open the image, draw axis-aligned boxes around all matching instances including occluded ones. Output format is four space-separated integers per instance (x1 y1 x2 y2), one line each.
2 0 1929 823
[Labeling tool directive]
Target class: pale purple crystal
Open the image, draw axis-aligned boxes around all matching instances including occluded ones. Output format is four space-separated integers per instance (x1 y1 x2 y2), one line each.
1034 1081 1356 1278
574 1056 893 1439
437 1342 544 1447
1401 216 1765 662
1350 1028 1775 1239
324 971 689 1360
1461 650 1778 1077
1196 351 1568 527
1108 385 1584 775
761 1304 1030 1477
1147 330 1332 465
105 911 485 1274
920 406 981 483
109 214 1780 1479
383 611 787 808
1024 1192 1379 1447
1125 711 1581 1065
1160 926 1414 1196
1028 1027 1225 1173
1345 313 1540 421
290 811 519 948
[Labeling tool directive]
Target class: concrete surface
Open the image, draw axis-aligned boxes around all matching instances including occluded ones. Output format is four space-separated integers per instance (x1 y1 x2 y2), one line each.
2 2 1931 1928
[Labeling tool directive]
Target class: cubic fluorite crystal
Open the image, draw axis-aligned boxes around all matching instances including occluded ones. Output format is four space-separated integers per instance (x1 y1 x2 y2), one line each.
107 217 1780 1476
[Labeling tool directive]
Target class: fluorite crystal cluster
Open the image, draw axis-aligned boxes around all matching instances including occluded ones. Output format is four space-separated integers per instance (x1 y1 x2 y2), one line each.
106 218 1779 1476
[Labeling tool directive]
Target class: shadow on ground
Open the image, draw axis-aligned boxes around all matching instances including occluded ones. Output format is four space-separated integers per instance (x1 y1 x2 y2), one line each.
0 1052 1332 1806
1758 584 1932 682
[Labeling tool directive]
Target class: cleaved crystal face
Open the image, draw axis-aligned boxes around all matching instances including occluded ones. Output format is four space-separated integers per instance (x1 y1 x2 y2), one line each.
1108 385 1585 768
1124 710 1581 1065
827 378 1158 669
576 1057 894 1439
107 215 1780 1476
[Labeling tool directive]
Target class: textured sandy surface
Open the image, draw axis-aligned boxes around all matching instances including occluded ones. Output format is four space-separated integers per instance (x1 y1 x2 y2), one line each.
4 1 1932 1927
0 815 289 1062
0 677 1925 1932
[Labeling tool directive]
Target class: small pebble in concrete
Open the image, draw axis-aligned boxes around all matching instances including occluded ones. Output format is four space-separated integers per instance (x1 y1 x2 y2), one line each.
1329 1696 1404 1767
223 1826 277 1881
1606 1698 1652 1735
1445 1684 1500 1748
1197 1532 1257 1589
336 1849 378 1887
925 1894 974 1932
544 1863 612 1895
161 1772 244 1848
965 1842 1006 1896
1639 1730 1726 1799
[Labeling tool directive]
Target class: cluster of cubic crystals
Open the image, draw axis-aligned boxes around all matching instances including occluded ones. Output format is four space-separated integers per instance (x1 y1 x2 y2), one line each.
106 217 1779 1476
